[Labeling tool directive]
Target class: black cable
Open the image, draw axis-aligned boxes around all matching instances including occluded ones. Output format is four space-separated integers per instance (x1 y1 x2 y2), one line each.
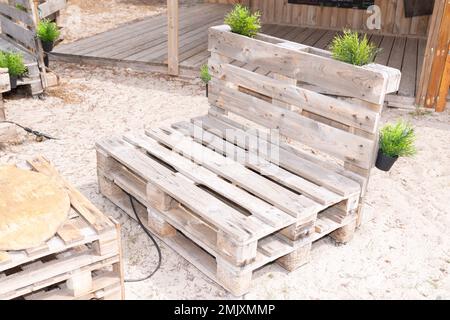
0 120 59 140
124 193 162 283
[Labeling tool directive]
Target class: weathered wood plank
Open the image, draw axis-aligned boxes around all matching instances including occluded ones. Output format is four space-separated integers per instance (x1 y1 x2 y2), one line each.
122 132 296 229
193 115 362 196
0 3 34 27
0 15 36 50
208 79 375 169
209 25 398 104
172 121 343 207
145 127 321 220
96 138 271 243
38 0 66 19
209 61 380 134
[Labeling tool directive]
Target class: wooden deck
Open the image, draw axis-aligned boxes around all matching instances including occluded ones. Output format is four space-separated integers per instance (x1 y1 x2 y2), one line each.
51 3 426 102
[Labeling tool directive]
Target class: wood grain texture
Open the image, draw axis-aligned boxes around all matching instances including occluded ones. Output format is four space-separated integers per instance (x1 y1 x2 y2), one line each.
247 0 429 37
0 166 70 250
209 25 398 105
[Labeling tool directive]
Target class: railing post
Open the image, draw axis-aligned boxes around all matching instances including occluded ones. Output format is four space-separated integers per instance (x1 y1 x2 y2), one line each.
167 0 179 76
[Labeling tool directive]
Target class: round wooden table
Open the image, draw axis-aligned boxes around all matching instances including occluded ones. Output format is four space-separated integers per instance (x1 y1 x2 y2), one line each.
0 165 70 251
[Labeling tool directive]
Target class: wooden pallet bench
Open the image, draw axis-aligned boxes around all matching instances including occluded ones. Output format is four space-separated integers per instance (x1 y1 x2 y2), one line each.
0 156 124 300
0 0 54 96
96 25 401 296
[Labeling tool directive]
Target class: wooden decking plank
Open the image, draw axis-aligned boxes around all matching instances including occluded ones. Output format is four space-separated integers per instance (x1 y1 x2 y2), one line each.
277 27 306 42
145 128 321 220
181 49 211 68
313 30 336 49
173 121 343 207
55 4 220 54
388 36 407 71
125 14 224 62
368 34 384 55
90 7 224 59
110 6 225 59
57 16 168 54
291 27 317 44
375 35 395 65
398 37 418 97
302 29 328 47
97 138 270 243
193 115 361 197
123 132 296 229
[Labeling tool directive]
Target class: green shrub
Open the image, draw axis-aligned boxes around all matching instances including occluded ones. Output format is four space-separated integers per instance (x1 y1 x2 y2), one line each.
37 19 60 42
200 64 211 84
15 3 27 12
224 4 261 38
379 120 417 158
329 29 379 66
0 51 27 77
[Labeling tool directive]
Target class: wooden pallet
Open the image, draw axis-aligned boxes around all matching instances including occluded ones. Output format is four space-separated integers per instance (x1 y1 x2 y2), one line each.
96 128 359 296
0 1 46 96
96 25 401 296
0 156 124 300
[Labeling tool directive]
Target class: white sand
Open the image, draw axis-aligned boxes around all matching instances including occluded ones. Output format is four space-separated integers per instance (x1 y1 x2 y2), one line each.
1 62 449 300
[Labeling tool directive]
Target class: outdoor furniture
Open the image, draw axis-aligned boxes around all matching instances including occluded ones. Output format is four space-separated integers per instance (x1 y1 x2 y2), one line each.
0 157 124 300
96 25 401 296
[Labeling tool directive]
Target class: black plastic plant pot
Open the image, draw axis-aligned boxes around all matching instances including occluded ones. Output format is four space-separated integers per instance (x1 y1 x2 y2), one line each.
206 83 208 97
41 40 54 52
9 75 18 89
375 149 398 172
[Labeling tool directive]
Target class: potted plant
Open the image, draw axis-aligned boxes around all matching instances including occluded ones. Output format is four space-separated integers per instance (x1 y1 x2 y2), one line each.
0 51 27 89
376 120 416 172
224 4 261 38
15 4 28 12
36 19 60 53
329 29 380 66
200 64 211 97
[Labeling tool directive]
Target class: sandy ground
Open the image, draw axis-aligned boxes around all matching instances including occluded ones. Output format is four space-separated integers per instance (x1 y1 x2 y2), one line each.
59 0 202 43
1 61 449 300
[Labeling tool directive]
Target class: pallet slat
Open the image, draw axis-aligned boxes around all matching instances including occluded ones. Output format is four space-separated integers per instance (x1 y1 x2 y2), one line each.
0 158 124 300
123 132 296 229
96 137 272 243
209 25 399 105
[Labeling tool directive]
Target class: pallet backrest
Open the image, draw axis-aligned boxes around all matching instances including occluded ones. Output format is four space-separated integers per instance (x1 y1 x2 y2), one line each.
0 0 39 52
207 25 401 190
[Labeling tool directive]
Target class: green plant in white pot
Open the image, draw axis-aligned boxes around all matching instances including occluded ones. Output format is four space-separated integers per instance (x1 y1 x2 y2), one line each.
376 120 417 172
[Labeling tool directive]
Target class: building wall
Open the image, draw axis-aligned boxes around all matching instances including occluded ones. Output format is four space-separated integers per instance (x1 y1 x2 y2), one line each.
207 0 431 37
